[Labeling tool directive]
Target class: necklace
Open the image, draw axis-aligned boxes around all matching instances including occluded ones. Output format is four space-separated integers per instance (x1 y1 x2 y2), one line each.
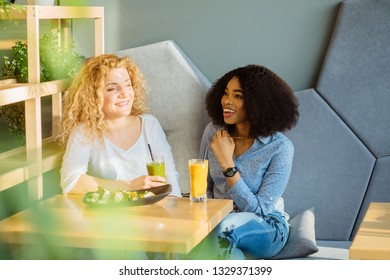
232 136 254 141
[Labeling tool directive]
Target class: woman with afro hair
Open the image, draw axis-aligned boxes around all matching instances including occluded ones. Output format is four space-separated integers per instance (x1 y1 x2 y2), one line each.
190 64 299 259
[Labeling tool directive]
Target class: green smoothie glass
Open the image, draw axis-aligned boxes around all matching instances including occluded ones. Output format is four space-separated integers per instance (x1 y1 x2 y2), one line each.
146 155 166 178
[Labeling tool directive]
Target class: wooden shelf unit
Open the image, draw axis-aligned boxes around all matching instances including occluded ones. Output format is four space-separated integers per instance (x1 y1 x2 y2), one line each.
0 5 104 200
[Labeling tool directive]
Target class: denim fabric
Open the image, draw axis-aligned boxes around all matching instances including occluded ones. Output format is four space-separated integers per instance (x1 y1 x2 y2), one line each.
199 122 294 219
192 122 294 259
187 211 289 260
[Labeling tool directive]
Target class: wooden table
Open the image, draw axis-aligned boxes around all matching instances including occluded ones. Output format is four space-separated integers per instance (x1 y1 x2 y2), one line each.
0 195 232 259
349 202 390 259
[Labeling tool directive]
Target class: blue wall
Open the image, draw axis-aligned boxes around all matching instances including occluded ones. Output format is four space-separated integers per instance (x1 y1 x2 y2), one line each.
0 0 343 156
68 0 341 91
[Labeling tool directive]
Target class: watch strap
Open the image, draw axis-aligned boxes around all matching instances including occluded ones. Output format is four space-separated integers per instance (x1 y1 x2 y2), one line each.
223 167 238 177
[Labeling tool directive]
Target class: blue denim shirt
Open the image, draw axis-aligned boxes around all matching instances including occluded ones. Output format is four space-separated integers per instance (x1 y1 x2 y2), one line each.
199 122 294 220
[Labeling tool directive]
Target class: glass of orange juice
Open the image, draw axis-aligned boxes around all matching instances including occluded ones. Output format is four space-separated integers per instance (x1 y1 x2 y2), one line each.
188 159 208 202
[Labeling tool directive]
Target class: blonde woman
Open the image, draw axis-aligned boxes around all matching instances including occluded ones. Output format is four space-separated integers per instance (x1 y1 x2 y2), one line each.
57 54 181 196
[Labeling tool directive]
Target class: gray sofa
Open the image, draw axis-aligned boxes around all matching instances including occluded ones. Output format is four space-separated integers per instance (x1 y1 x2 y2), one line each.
114 0 390 259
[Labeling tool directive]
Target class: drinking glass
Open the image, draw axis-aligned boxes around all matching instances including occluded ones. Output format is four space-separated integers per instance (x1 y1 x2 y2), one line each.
146 155 166 178
188 159 208 202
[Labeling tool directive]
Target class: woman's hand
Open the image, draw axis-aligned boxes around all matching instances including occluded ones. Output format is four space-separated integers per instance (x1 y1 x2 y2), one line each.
210 129 235 170
124 175 167 191
70 174 166 194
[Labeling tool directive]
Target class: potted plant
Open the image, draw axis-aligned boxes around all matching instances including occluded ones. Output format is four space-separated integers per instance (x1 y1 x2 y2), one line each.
0 31 85 141
0 0 24 23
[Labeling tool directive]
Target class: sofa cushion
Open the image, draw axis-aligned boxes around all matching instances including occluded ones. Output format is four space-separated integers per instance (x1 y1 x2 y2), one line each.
271 208 318 259
309 240 351 260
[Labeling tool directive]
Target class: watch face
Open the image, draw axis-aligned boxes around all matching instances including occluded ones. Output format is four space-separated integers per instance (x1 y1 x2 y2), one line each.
224 167 237 177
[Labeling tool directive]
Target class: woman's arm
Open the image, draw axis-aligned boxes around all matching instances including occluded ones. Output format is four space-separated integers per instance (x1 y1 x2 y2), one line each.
67 174 166 195
230 141 294 215
210 129 240 187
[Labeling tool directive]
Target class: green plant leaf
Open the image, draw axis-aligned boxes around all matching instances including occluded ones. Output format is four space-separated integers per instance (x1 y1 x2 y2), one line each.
1 30 85 139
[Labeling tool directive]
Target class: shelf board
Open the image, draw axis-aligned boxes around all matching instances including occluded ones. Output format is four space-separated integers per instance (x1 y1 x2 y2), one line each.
1 5 103 200
0 140 64 192
0 79 71 106
9 5 104 20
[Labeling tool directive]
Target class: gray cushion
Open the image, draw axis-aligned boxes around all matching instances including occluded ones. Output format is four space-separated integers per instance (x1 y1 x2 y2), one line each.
271 208 318 259
310 240 352 260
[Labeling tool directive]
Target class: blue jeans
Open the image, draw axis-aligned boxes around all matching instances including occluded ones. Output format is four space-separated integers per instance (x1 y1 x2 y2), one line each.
186 212 289 260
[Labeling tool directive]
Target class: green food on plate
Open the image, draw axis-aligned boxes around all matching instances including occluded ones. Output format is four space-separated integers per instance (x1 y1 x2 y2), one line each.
83 186 155 205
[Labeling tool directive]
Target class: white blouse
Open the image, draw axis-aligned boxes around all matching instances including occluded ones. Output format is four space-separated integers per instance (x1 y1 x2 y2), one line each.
60 114 181 196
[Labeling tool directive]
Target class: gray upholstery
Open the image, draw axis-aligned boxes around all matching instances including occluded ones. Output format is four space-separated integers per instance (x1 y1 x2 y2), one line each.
285 0 390 249
317 0 390 159
306 241 352 260
114 41 211 194
284 89 375 241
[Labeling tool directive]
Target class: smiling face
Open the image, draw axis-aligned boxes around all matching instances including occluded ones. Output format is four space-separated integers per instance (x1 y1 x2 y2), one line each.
102 67 134 120
221 76 248 128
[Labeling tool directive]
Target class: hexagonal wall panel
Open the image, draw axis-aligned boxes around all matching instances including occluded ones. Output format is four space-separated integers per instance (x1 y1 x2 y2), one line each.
317 0 390 158
284 89 375 240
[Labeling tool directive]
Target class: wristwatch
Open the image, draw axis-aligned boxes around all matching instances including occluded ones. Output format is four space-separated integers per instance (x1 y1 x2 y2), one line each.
223 167 238 177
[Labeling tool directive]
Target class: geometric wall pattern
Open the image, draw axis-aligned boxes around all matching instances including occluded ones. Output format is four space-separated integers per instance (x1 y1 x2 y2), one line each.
284 0 390 241
284 89 375 241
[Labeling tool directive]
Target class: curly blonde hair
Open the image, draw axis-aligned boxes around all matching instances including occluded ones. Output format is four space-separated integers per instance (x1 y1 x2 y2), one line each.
57 54 148 146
